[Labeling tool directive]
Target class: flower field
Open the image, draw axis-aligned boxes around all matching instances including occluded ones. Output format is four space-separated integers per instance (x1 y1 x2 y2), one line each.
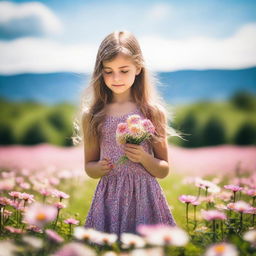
0 144 255 255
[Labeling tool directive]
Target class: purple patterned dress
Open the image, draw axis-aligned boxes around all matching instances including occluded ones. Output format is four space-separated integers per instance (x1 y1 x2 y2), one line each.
84 106 177 239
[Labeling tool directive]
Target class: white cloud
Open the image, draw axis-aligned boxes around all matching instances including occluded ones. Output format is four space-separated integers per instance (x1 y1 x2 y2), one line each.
0 1 62 38
0 37 96 74
0 23 255 74
146 3 173 21
140 23 256 72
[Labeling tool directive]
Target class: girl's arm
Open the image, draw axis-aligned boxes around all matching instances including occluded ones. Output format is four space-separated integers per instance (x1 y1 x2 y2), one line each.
84 137 114 179
140 136 169 179
82 113 113 179
124 138 169 179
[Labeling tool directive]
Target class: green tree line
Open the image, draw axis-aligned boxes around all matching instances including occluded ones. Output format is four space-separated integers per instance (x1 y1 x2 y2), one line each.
0 91 255 147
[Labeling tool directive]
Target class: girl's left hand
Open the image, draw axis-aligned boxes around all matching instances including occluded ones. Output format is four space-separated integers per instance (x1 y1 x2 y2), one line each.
124 143 147 163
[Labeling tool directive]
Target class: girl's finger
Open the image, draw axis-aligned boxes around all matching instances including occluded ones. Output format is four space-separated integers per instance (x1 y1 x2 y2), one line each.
125 148 138 154
126 144 137 148
125 151 137 158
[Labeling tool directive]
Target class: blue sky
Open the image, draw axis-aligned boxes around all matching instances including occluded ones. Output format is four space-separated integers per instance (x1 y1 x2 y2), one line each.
0 0 256 74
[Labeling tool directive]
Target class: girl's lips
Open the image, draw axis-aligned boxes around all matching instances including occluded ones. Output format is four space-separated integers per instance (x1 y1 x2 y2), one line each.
113 84 124 87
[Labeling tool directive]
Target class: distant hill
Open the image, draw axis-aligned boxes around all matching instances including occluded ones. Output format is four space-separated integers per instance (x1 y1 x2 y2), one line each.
0 67 255 106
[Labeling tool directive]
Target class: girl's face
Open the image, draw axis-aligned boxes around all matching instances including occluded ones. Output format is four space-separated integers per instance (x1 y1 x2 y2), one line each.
102 53 141 95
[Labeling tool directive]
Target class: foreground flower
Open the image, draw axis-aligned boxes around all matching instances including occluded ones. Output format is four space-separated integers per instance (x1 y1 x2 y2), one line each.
92 232 118 246
22 235 43 249
137 224 189 246
233 201 251 213
245 188 256 197
8 191 22 201
201 209 227 221
217 191 233 202
46 229 64 243
0 241 21 256
5 225 25 234
26 225 43 233
245 207 256 226
179 195 197 226
195 178 220 197
74 228 117 246
204 242 238 256
23 202 57 228
179 195 197 204
64 218 80 236
51 189 70 201
224 185 243 202
129 247 163 256
0 196 12 207
243 229 256 247
224 184 243 192
74 227 103 243
54 202 66 209
233 201 251 232
64 218 79 225
53 242 96 256
201 210 227 242
191 200 200 224
39 188 52 203
120 233 146 249
20 192 35 206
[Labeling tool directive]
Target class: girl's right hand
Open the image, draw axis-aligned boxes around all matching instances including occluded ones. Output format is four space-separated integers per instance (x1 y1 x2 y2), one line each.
98 158 114 177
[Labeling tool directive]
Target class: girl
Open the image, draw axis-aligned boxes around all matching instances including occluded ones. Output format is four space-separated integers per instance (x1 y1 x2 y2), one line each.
72 30 184 240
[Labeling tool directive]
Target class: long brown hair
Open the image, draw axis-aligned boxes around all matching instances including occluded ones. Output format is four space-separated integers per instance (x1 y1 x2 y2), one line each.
71 30 184 147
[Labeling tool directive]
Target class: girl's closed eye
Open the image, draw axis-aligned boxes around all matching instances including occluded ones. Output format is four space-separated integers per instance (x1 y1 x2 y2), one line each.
103 70 129 75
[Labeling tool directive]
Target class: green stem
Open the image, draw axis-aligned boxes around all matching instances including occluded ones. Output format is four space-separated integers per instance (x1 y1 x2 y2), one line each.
54 209 60 229
193 205 197 230
221 220 224 240
186 203 189 228
205 187 208 197
239 212 243 233
212 219 216 242
0 207 2 232
233 191 236 203
193 205 196 222
197 187 201 200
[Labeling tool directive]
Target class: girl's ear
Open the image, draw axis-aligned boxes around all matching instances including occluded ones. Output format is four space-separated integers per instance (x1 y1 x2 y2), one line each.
136 67 142 75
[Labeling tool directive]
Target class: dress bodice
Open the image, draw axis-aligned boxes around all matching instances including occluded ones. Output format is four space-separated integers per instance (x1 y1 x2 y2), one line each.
100 107 154 177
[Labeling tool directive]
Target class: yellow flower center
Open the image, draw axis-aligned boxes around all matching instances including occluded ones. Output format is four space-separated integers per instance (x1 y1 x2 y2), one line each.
214 244 226 253
103 238 109 243
164 235 172 243
83 234 89 240
130 125 141 134
36 212 46 221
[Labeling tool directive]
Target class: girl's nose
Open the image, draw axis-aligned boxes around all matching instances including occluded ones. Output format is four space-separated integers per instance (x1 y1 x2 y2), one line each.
113 73 121 82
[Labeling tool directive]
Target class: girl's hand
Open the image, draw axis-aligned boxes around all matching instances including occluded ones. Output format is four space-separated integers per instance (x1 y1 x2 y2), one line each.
98 158 114 177
124 143 147 164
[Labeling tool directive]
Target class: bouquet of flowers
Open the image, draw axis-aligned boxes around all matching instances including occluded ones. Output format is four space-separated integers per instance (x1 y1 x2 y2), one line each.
115 114 156 165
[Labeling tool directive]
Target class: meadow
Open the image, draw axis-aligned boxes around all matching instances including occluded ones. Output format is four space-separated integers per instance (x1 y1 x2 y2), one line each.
0 161 255 256
0 91 255 255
